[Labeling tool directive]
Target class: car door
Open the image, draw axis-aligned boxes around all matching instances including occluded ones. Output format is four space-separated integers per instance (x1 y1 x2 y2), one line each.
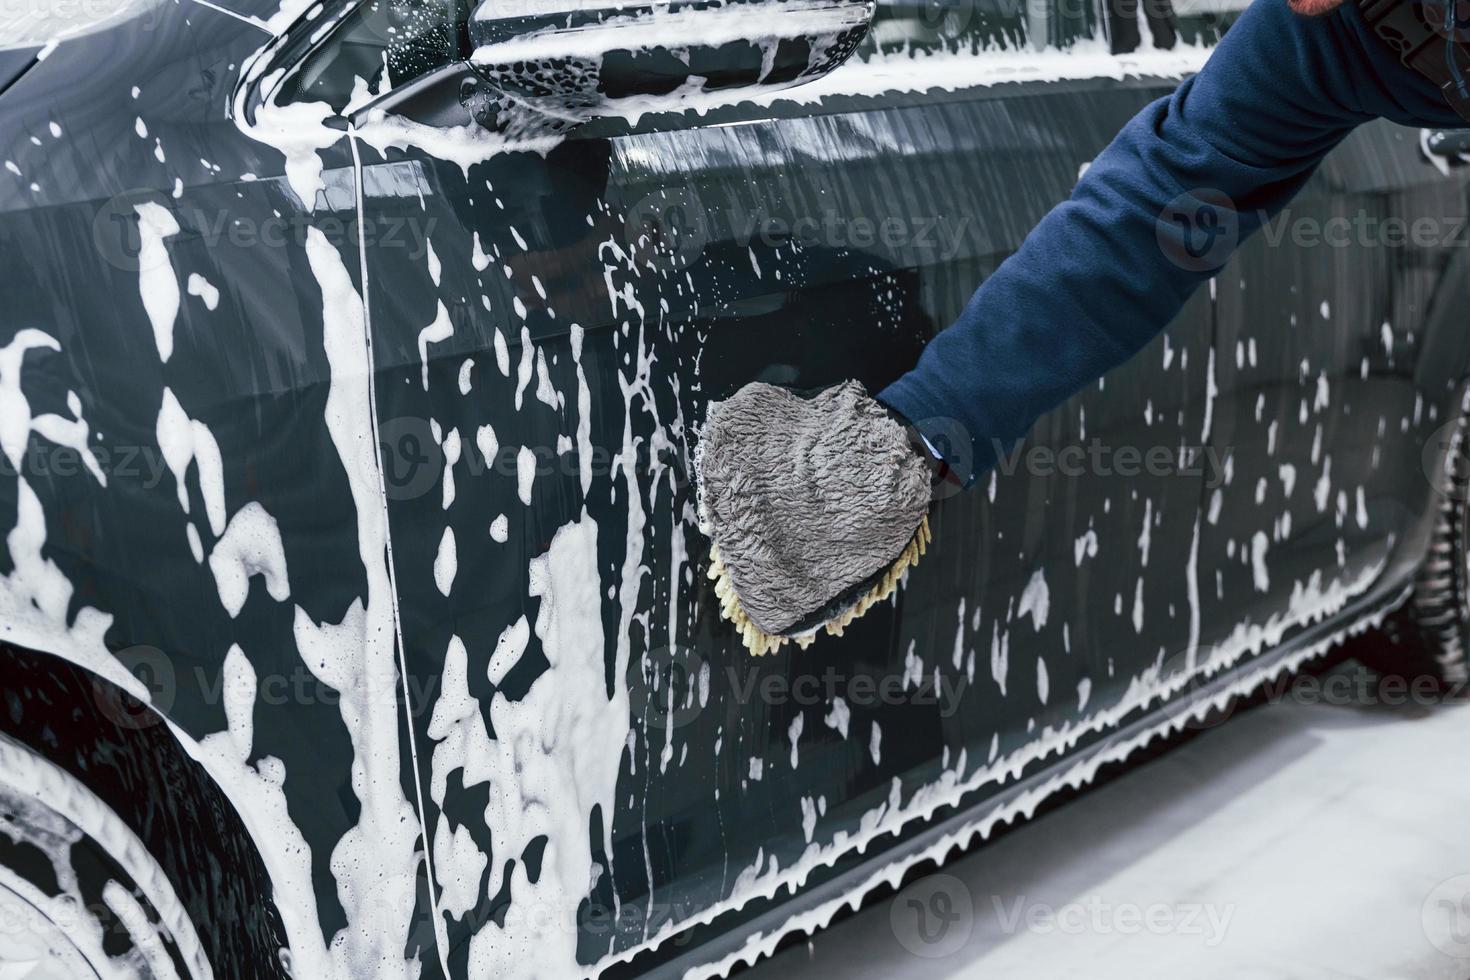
1203 71 1470 668
249 0 1228 975
254 0 1221 976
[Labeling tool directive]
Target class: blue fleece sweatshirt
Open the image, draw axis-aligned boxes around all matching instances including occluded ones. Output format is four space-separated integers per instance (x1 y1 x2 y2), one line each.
878 0 1464 480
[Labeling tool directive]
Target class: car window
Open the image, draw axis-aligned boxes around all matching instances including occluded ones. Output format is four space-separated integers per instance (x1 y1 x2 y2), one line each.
866 0 1029 55
1169 0 1246 45
866 0 1245 56
271 0 1248 116
273 0 470 113
1092 0 1247 49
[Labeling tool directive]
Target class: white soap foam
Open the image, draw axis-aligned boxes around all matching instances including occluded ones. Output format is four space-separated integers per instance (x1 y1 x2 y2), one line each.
208 502 291 619
187 272 220 311
134 202 181 362
464 515 630 979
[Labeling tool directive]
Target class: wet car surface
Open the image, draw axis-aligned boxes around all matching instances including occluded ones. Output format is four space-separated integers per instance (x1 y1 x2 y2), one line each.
0 0 1467 976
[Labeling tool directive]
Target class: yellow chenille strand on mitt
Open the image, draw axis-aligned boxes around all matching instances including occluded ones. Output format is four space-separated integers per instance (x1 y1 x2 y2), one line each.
707 514 932 656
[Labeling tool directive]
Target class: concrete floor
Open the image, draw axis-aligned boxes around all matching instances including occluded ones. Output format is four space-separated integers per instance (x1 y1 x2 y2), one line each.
748 664 1470 980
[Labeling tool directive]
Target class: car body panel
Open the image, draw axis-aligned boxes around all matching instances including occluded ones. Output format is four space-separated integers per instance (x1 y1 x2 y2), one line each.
0 8 399 974
1205 124 1470 658
361 68 1227 974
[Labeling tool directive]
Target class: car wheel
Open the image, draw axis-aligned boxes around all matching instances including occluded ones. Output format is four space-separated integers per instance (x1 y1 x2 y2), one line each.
0 733 210 979
1373 406 1470 689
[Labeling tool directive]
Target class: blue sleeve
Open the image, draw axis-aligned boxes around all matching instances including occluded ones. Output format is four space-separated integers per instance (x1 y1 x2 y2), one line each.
878 0 1392 480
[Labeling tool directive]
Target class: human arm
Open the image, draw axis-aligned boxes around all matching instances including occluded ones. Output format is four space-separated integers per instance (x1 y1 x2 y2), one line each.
877 0 1397 478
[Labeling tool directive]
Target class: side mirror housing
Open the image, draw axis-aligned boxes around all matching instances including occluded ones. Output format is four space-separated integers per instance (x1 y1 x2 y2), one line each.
246 0 873 139
464 0 875 135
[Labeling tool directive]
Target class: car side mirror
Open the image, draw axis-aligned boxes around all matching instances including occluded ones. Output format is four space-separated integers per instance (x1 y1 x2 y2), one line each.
247 0 872 140
460 0 874 136
343 0 870 138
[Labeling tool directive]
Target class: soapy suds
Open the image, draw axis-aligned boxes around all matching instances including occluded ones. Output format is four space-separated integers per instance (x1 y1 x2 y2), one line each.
418 302 454 390
990 621 1009 696
570 324 594 495
788 713 805 770
291 227 443 979
493 328 510 376
0 331 137 697
1017 570 1049 629
487 616 530 687
516 445 536 504
104 880 184 980
208 502 291 618
582 558 1391 979
28 390 105 486
186 273 220 311
514 327 535 409
156 388 227 536
426 640 492 922
475 422 499 465
677 592 1390 980
433 526 457 596
823 698 850 739
461 516 631 979
0 737 212 980
134 202 181 362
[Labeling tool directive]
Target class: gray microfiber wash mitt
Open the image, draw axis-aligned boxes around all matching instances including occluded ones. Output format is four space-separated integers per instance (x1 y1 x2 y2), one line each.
695 380 934 655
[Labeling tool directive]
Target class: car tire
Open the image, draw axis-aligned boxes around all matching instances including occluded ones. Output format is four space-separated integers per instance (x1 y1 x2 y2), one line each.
0 733 211 979
1370 406 1470 690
